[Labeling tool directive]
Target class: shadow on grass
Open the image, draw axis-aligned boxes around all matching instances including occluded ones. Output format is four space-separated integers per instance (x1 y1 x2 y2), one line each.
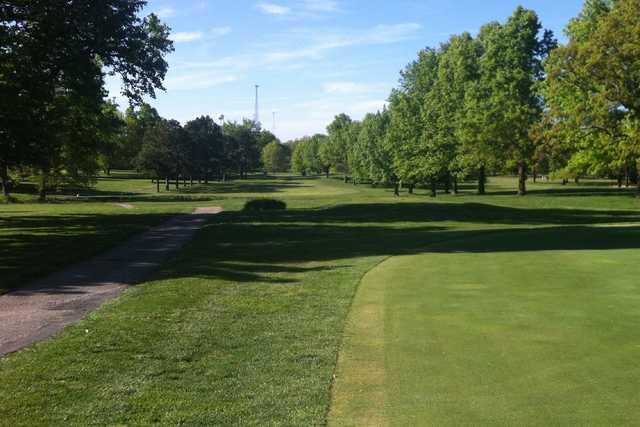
0 212 176 293
179 181 312 195
488 186 638 197
4 200 640 291
160 202 640 284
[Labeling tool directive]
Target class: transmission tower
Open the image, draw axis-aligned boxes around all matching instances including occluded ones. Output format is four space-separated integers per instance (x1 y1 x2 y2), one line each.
253 84 260 125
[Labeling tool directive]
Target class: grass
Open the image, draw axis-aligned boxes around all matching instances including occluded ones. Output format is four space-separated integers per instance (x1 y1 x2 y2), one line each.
1 174 640 425
330 228 640 426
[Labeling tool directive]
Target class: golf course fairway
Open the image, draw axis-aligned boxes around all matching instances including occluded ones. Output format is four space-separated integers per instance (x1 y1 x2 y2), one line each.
330 228 640 426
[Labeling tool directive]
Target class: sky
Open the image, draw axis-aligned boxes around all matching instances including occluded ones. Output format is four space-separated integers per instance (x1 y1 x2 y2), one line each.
107 0 585 141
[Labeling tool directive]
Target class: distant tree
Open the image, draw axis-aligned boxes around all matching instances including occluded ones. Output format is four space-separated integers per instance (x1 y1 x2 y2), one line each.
351 110 393 185
97 100 126 176
135 120 173 192
262 142 290 173
323 114 356 182
184 116 224 183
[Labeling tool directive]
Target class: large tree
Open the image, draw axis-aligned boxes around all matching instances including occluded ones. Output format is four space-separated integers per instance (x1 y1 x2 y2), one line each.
386 48 440 192
465 8 556 195
543 0 640 192
0 0 173 199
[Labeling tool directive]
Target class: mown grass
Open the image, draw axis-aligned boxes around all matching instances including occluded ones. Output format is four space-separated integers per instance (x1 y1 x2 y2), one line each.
0 174 639 425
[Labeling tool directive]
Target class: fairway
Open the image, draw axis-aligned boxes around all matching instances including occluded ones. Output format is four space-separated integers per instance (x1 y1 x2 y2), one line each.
330 228 640 426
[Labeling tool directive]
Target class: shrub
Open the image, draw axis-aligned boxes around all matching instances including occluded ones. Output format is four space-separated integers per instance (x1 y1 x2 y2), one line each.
243 199 287 212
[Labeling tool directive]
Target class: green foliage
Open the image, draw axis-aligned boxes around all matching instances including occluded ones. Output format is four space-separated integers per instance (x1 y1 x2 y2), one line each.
261 142 291 173
0 1 174 199
351 110 393 183
323 114 358 176
542 0 639 188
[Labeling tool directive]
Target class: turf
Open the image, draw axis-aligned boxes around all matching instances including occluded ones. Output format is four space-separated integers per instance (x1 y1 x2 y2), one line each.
1 175 639 425
330 228 640 426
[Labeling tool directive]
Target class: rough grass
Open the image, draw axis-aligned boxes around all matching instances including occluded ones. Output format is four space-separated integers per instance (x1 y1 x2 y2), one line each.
1 175 640 425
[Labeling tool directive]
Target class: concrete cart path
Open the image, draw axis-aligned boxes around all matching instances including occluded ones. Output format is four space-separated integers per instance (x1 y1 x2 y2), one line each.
0 208 223 356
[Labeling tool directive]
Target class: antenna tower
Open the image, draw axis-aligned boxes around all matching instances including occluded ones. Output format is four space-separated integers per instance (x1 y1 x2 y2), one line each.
254 84 260 125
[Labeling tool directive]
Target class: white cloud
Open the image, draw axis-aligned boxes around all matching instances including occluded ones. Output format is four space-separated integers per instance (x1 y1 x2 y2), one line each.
164 73 239 91
303 0 340 13
155 7 176 18
172 32 204 43
210 26 232 37
323 81 387 95
263 23 422 64
257 3 291 15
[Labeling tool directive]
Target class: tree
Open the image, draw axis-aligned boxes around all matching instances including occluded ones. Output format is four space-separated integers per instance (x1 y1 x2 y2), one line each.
0 1 173 200
425 33 480 194
262 142 290 173
351 110 393 185
184 116 225 183
466 8 556 195
323 114 356 181
386 48 440 193
135 120 173 192
543 0 640 193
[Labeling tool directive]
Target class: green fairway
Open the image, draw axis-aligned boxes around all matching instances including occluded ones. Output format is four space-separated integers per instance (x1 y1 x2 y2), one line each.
330 228 640 426
1 175 640 425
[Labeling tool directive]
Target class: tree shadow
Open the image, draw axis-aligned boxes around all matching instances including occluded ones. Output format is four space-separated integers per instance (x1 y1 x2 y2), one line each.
158 202 640 284
233 202 640 225
487 187 637 197
4 200 640 292
179 181 312 195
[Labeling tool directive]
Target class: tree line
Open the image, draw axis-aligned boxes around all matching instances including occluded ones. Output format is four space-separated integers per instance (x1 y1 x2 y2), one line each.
113 106 280 192
2 1 638 200
289 0 639 196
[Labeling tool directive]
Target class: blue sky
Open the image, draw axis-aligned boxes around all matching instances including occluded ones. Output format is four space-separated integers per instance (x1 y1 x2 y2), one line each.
107 0 584 141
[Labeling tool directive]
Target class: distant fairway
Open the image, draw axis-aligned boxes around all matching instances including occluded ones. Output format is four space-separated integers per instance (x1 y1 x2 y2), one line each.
330 228 640 426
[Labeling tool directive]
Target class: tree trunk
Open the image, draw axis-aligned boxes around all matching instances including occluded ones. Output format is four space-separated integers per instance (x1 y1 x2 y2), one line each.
618 176 623 188
156 178 160 193
190 176 194 186
175 174 179 190
532 166 537 183
1 163 10 200
408 184 414 195
453 177 458 195
562 179 568 186
165 176 170 191
394 182 400 197
478 165 486 195
38 174 47 202
574 177 580 184
430 180 437 198
444 176 451 194
325 168 330 178
518 162 527 196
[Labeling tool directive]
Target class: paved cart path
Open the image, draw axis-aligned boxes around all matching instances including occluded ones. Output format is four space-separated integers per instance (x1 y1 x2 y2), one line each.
0 208 223 356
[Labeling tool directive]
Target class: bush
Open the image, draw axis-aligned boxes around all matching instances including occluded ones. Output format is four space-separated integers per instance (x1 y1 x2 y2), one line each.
243 199 287 212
